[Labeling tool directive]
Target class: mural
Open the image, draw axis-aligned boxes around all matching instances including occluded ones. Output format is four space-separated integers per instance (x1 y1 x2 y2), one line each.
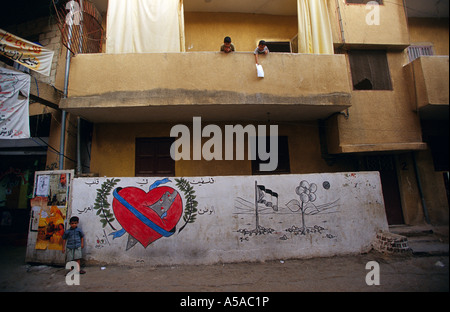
67 172 388 266
234 180 340 242
285 180 340 236
83 177 341 249
90 178 197 250
234 182 279 237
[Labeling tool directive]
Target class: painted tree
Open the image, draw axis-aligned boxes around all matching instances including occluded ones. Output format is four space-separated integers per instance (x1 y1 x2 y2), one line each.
286 180 317 234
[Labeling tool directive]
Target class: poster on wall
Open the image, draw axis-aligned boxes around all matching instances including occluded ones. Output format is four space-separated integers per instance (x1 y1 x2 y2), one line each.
35 175 50 196
31 172 71 251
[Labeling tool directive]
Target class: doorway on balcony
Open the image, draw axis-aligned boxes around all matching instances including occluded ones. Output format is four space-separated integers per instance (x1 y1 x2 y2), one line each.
264 41 292 53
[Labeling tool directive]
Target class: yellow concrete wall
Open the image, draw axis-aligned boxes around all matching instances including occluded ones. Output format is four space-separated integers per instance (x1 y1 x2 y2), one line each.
185 1 410 51
61 52 351 126
408 18 449 56
409 56 450 110
45 112 78 171
66 52 349 99
328 0 409 48
184 12 298 52
90 122 354 177
327 51 426 154
65 4 446 228
72 9 352 178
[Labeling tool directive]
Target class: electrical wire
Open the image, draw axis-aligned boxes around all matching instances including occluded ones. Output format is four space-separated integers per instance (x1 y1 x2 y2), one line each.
30 136 90 169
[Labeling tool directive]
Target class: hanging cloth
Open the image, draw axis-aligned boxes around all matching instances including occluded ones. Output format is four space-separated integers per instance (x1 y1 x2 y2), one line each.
297 0 334 54
106 0 185 53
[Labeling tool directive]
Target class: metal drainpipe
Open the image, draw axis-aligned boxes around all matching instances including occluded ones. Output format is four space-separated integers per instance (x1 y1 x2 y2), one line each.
76 0 84 175
59 51 70 170
335 0 346 44
76 117 82 175
412 151 431 224
59 1 75 170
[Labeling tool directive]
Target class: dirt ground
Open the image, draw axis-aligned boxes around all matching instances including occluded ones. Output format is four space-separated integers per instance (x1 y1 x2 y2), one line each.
0 245 448 293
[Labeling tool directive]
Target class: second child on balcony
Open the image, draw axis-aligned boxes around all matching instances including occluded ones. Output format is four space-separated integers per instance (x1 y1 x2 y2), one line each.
254 40 269 64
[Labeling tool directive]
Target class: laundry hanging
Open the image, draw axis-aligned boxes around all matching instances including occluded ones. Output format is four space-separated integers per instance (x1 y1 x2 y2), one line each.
297 0 334 54
106 0 185 53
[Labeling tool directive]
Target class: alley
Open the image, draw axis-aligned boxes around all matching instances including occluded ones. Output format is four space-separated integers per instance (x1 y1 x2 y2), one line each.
1 245 448 293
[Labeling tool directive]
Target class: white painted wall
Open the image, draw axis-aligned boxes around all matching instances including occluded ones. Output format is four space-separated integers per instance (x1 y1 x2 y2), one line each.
69 172 388 266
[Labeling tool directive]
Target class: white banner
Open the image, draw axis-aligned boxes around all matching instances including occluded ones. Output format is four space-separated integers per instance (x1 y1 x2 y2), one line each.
0 67 30 139
0 29 54 76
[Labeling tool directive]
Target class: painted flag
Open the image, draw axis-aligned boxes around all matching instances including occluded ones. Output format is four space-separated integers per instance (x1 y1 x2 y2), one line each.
256 185 279 211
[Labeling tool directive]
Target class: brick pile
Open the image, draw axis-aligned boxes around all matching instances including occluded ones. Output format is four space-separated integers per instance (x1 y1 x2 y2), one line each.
373 231 411 253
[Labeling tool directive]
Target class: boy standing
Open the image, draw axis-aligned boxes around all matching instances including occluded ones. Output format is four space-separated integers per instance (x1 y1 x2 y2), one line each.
254 40 269 64
62 216 86 274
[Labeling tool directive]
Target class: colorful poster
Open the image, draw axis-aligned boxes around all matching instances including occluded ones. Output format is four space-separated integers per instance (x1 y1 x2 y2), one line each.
33 173 70 250
0 29 54 76
0 67 30 139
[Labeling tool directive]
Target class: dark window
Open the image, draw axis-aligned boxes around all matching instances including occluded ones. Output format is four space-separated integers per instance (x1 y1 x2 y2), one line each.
265 42 291 53
0 54 14 67
252 136 290 175
348 50 392 90
135 138 175 177
346 0 383 4
29 114 51 137
428 135 449 172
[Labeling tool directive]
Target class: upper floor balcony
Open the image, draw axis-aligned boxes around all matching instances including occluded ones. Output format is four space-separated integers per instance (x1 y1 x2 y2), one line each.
59 51 351 123
407 56 449 120
57 0 421 123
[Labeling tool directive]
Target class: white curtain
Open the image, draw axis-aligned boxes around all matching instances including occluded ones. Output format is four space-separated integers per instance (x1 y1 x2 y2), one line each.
297 0 334 54
106 0 185 53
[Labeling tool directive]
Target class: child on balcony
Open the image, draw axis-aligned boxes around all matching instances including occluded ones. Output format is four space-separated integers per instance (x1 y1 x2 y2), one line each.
254 40 269 64
220 36 235 53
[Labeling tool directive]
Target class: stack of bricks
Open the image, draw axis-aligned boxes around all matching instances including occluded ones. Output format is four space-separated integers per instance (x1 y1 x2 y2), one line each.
373 231 411 253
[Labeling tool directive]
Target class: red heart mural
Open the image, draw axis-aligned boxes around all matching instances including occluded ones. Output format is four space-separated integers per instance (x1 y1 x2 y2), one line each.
112 186 183 248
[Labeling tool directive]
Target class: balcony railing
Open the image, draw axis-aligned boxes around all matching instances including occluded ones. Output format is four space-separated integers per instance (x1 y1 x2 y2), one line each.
60 52 351 123
409 56 449 120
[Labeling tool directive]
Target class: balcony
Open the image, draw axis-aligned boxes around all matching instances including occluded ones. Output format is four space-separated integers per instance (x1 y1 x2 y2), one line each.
59 52 351 123
328 0 410 50
408 56 449 120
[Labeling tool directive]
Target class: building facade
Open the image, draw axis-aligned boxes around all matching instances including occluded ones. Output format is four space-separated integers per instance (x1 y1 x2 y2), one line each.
0 0 448 241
